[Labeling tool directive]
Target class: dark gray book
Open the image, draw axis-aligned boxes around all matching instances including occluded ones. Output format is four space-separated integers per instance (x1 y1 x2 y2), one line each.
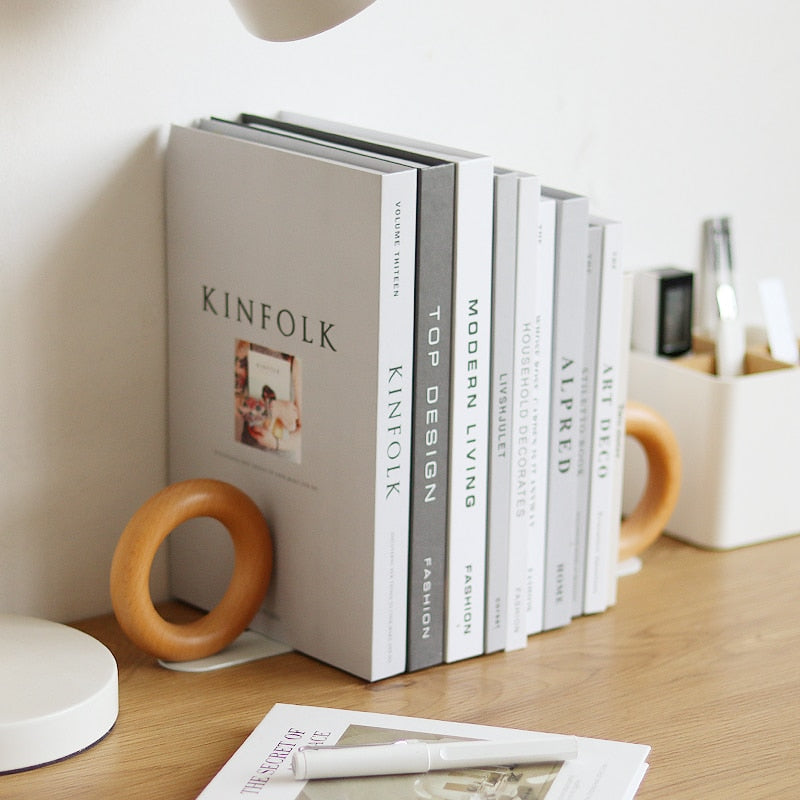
240 113 455 672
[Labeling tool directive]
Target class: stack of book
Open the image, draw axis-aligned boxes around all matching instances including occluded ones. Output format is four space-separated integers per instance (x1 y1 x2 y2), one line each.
165 113 630 681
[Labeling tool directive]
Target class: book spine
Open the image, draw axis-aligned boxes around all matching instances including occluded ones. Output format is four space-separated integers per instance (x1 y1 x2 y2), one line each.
606 269 633 608
445 158 494 663
406 166 454 671
502 173 543 651
372 170 418 678
525 193 555 636
485 170 520 654
543 190 589 631
571 221 603 617
583 218 624 615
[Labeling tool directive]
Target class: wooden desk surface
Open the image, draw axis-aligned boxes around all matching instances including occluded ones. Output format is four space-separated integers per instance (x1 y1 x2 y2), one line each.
3 535 798 799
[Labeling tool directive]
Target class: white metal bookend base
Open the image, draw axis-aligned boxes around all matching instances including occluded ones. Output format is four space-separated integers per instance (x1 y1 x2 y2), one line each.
158 630 292 672
617 556 643 578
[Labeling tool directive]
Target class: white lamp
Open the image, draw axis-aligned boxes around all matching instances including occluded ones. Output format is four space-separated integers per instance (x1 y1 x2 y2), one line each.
229 0 376 41
0 615 118 773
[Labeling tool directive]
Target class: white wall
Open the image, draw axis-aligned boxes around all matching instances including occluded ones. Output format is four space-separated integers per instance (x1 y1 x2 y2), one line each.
3 0 799 622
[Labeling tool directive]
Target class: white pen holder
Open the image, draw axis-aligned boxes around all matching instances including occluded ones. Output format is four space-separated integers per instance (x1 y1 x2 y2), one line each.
623 331 800 549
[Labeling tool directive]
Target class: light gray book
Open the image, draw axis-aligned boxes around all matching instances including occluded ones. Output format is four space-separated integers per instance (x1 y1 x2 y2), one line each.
278 111 494 664
165 123 417 681
542 188 590 631
572 220 604 617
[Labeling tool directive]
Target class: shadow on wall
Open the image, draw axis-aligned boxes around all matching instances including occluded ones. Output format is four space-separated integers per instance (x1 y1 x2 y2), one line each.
4 130 171 622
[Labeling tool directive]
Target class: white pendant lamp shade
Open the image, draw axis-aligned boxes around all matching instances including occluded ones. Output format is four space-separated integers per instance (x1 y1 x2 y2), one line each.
229 0 376 41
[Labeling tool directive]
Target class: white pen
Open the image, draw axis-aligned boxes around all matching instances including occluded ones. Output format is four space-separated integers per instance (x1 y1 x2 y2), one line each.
291 736 579 780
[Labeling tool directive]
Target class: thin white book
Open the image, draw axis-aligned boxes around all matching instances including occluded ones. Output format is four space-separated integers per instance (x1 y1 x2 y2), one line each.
165 123 417 681
526 193 556 635
485 169 524 653
607 270 635 608
236 112 458 673
278 111 494 663
493 170 547 650
572 221 604 617
196 703 651 800
583 217 624 615
542 188 590 631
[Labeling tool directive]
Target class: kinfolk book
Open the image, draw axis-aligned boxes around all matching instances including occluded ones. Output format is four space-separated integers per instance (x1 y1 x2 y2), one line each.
165 123 417 681
196 703 650 800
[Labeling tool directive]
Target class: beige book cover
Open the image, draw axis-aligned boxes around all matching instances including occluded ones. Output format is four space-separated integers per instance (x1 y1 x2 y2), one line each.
165 124 417 680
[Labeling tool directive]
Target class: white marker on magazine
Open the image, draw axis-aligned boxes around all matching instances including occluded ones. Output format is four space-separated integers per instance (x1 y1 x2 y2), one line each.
292 736 579 780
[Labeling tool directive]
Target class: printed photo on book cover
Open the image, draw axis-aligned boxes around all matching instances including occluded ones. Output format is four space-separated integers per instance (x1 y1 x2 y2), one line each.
297 724 561 800
235 339 302 463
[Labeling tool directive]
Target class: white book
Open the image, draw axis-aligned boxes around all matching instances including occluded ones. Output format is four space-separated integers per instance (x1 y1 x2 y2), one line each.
485 169 523 654
278 111 494 663
196 703 651 800
572 221 604 617
494 170 546 651
542 188 590 631
526 193 556 635
607 270 635 608
583 217 624 615
165 123 417 681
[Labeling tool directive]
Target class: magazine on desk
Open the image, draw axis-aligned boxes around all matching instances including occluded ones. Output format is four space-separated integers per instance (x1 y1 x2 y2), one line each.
197 704 650 800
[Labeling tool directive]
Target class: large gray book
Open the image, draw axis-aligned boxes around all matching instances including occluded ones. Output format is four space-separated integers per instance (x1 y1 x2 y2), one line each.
238 113 456 672
165 123 418 681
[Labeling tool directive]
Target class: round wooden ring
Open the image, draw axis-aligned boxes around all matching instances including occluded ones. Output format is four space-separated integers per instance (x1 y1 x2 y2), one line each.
619 401 682 562
110 479 272 661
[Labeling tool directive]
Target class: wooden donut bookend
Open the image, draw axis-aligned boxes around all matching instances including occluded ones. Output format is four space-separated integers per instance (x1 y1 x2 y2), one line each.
619 401 682 562
110 479 272 661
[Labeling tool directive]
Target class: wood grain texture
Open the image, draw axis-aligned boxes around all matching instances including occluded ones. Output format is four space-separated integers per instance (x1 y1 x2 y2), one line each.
5 535 798 799
619 401 681 560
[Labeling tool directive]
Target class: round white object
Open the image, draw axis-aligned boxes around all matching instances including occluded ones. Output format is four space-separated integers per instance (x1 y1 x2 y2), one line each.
0 614 118 773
